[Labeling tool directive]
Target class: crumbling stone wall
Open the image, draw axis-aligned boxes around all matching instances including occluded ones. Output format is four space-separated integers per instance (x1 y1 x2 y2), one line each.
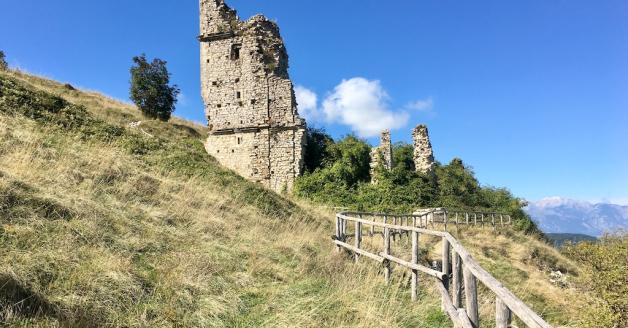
412 125 435 175
370 130 393 182
199 0 306 192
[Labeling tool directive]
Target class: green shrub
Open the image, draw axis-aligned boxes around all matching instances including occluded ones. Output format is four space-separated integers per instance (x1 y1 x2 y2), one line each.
0 51 7 70
563 233 627 327
295 132 540 233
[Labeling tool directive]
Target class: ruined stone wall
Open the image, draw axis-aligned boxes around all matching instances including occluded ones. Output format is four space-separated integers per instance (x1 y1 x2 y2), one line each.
412 125 435 175
200 0 306 192
370 130 393 182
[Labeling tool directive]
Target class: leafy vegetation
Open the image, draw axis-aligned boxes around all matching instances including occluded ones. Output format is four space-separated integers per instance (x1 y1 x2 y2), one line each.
294 128 540 234
129 54 180 121
0 51 7 70
563 232 627 328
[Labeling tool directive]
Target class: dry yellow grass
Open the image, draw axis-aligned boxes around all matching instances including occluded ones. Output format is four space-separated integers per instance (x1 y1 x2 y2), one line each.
0 70 449 327
0 69 596 327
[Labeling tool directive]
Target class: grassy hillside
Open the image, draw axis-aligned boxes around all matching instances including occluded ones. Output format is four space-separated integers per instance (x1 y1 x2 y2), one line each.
0 70 599 327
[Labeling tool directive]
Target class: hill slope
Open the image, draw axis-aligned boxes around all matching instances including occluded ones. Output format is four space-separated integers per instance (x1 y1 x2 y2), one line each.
0 70 599 327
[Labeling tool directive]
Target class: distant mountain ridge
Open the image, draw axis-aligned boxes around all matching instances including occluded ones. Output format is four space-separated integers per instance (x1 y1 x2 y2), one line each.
545 233 597 247
525 197 628 236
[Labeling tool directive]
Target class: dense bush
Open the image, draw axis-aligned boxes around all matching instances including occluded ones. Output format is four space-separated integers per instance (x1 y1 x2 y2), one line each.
294 129 539 233
129 54 179 122
563 233 628 328
0 50 7 70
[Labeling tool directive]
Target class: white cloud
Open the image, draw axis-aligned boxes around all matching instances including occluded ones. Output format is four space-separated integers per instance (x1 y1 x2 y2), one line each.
405 97 434 112
321 77 409 138
295 85 320 121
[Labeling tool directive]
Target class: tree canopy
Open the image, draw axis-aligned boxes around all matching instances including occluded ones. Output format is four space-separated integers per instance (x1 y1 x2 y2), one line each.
129 54 179 122
294 129 540 234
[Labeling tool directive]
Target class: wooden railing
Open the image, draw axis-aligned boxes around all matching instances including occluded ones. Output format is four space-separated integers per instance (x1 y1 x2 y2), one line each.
333 211 552 328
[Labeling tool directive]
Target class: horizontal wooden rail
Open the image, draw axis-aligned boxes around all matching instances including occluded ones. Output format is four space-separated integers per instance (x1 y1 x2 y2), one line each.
379 252 445 279
333 239 385 263
443 234 552 328
436 280 474 328
334 211 552 328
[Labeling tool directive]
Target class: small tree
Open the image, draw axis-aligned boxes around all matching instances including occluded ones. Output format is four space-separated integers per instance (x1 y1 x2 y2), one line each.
129 54 179 121
0 50 8 70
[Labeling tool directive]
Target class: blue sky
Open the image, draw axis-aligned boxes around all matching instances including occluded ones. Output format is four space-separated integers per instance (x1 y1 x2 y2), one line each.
1 0 626 204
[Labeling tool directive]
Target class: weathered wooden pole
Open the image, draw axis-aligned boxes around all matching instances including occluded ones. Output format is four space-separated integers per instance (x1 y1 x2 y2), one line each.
452 252 462 308
354 220 362 262
382 215 388 241
465 212 469 225
500 214 504 227
495 297 512 328
444 211 448 232
492 213 496 231
481 213 484 228
370 215 375 236
474 213 477 226
335 215 341 253
384 227 391 284
441 237 451 311
411 230 419 301
463 266 479 327
442 237 450 290
392 216 397 241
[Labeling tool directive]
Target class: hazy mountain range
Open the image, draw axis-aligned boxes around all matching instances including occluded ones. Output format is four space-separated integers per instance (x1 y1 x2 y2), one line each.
525 197 628 237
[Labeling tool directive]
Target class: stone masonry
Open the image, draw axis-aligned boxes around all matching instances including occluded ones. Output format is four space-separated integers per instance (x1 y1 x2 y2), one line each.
199 0 306 192
412 125 435 175
370 130 393 182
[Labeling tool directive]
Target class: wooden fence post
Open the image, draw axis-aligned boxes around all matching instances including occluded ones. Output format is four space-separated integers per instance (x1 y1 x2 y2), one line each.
452 252 462 308
354 220 362 262
335 215 341 253
392 216 397 241
500 214 504 227
492 213 496 231
495 297 512 328
465 212 469 225
481 214 484 228
442 238 450 289
411 231 419 301
370 215 375 236
463 266 479 328
384 227 391 284
444 211 448 232
474 213 477 226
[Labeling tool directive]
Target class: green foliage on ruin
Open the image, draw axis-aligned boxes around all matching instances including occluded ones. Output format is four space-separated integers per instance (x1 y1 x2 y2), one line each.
294 128 540 234
563 233 628 328
129 54 180 122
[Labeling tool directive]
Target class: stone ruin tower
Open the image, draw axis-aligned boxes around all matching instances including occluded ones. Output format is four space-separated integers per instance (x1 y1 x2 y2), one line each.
412 125 435 175
370 130 393 182
199 0 306 192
